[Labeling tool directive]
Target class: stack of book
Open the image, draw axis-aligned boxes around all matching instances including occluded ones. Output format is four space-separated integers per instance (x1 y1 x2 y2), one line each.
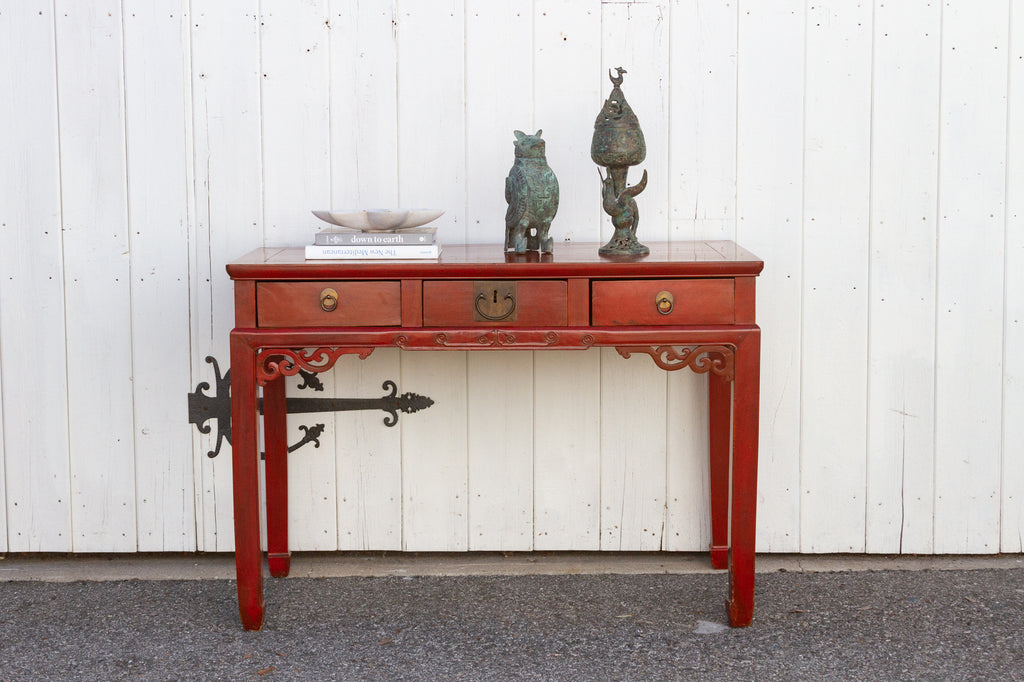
304 227 440 260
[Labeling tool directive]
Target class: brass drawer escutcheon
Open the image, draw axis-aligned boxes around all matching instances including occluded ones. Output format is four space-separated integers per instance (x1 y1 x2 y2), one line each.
473 281 517 321
320 287 339 312
656 290 674 315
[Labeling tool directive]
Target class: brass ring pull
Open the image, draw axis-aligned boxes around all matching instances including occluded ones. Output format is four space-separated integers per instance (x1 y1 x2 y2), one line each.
474 292 516 321
320 287 339 312
656 290 674 315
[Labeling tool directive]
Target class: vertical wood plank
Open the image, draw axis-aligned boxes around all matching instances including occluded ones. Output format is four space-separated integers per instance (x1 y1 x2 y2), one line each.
595 0 674 555
190 0 264 551
123 0 197 552
534 0 602 244
0 1 72 551
466 0 533 243
396 0 467 241
664 370 711 552
335 349 403 550
396 1 468 551
664 0 738 551
329 0 404 551
0 361 5 551
1002 2 1024 554
261 1 331 248
260 0 337 551
669 0 737 241
865 0 941 554
602 0 709 554
735 0 805 552
468 352 534 550
329 0 399 207
463 1 535 550
600 350 668 550
534 350 602 550
799 0 872 553
933 0 1008 554
55 0 137 552
531 0 603 553
401 351 469 551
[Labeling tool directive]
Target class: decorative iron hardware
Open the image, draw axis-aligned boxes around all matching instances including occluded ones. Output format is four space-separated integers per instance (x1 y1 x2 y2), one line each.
296 369 324 391
188 356 233 459
188 356 434 459
283 380 434 428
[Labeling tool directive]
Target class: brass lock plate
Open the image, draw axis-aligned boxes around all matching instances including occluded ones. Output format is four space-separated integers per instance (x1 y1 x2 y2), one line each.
473 281 518 322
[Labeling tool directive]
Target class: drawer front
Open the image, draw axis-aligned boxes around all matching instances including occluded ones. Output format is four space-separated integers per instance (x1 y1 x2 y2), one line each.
256 281 402 327
422 280 568 326
591 279 734 325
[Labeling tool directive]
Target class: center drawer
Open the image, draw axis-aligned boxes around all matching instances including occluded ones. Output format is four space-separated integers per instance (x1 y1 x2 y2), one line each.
422 280 568 326
256 281 401 327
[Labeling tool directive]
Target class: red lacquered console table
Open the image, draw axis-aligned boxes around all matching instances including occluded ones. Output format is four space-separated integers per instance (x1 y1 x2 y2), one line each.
227 241 762 630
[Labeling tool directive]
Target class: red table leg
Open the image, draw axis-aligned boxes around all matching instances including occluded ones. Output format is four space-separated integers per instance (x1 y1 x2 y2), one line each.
728 330 760 627
263 375 291 578
230 332 265 630
708 367 731 570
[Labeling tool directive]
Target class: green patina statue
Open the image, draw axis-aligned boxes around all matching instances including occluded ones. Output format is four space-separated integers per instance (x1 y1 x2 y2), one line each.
592 67 649 256
505 129 559 253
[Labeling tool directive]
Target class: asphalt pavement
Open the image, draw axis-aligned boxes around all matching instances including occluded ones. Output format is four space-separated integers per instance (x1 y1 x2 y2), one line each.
0 553 1021 681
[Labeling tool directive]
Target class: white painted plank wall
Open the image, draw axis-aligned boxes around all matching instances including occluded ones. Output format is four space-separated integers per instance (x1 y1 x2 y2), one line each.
531 0 604 551
933 0 1008 554
334 350 404 551
668 0 736 243
465 1 536 552
735 1 805 552
123 0 197 552
0 1 72 552
260 0 338 551
664 0 738 552
397 1 470 552
189 1 265 551
55 0 137 552
331 0 403 548
0 363 4 552
329 0 404 552
599 0 670 551
865 0 941 554
800 1 871 553
2 0 1023 555
1003 1 1024 554
533 350 602 550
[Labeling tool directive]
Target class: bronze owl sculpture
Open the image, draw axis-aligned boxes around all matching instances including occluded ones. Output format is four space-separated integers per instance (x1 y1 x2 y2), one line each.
504 130 559 253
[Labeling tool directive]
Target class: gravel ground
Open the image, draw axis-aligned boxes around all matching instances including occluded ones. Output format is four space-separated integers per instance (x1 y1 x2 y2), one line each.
1 568 1022 681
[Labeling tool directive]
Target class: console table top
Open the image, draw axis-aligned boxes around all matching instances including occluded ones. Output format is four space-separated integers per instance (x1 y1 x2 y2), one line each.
227 240 764 280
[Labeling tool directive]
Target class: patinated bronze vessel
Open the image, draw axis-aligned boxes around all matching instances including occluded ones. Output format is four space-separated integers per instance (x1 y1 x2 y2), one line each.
592 67 649 256
505 129 559 253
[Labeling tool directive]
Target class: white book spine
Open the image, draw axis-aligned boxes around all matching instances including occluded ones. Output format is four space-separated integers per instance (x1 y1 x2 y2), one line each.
304 244 441 260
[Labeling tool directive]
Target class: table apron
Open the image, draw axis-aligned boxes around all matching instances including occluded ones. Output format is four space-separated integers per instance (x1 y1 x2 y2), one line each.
230 325 760 351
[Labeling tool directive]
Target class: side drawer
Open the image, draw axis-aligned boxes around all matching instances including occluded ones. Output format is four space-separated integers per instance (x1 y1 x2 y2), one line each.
256 281 401 327
422 280 568 326
591 278 734 325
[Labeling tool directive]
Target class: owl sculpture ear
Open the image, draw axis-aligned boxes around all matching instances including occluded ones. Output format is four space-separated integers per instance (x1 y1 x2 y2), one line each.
514 130 526 141
535 129 542 137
